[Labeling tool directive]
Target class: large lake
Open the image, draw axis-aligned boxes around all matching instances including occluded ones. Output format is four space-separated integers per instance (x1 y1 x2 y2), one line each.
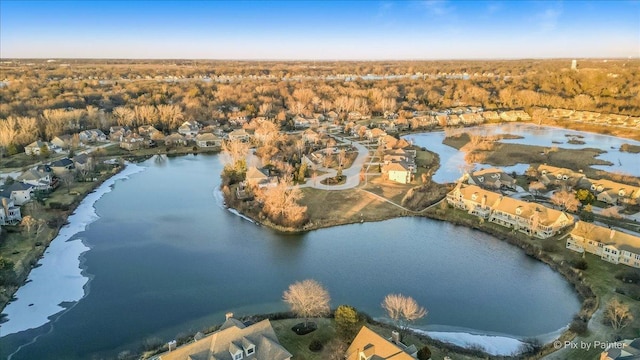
0 154 580 359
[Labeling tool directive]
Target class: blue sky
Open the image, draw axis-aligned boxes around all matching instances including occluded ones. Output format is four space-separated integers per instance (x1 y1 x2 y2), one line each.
1 1 638 59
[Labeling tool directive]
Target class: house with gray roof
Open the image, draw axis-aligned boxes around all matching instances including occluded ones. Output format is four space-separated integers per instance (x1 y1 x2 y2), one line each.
0 196 22 226
0 182 34 205
158 313 292 360
50 158 75 175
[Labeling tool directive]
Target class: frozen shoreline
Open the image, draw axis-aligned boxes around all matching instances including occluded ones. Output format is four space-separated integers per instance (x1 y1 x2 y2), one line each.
0 163 146 337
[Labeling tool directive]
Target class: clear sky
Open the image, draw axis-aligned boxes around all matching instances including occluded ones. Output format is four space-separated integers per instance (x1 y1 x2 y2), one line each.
1 0 639 60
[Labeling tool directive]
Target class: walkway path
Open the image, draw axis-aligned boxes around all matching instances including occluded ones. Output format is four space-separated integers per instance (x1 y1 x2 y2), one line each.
298 136 374 190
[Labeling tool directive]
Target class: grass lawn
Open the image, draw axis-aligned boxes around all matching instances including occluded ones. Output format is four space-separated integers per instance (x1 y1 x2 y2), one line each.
300 187 405 227
272 318 336 360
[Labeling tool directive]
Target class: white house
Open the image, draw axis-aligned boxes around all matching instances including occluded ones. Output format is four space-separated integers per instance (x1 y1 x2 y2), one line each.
0 196 22 225
567 221 640 268
0 182 34 206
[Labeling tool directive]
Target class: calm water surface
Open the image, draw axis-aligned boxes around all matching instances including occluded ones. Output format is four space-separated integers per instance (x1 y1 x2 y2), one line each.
0 154 580 359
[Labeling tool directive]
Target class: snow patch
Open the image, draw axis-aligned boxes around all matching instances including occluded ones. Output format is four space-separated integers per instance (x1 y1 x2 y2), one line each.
0 163 145 337
415 329 526 356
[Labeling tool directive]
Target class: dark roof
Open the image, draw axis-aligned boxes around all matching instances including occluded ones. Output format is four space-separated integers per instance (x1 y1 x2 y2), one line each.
73 153 90 164
0 182 33 197
50 158 74 167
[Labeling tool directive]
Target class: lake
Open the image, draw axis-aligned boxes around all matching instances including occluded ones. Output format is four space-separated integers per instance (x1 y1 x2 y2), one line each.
0 154 581 359
407 123 640 183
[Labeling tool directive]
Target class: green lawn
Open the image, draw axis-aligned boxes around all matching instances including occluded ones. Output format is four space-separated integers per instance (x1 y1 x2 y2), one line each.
272 318 337 360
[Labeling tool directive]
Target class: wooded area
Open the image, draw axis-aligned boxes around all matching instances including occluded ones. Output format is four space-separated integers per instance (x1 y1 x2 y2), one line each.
1 58 639 151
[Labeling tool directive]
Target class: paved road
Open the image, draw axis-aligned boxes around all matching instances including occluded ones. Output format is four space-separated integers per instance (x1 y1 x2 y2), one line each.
298 136 374 190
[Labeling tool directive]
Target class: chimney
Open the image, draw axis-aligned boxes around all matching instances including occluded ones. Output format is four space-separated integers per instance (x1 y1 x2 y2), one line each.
225 312 234 320
391 330 400 344
610 229 616 240
481 195 487 207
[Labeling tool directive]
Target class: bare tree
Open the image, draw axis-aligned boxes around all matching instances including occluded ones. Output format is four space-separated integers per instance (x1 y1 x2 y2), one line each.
21 215 38 238
529 181 547 197
283 279 330 328
600 206 623 219
221 139 250 167
605 298 634 330
551 190 580 212
382 293 427 340
259 176 307 227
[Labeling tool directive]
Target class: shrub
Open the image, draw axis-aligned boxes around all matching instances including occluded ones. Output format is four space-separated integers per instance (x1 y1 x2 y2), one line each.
417 345 432 360
572 259 588 270
309 339 323 352
569 318 589 335
615 270 640 284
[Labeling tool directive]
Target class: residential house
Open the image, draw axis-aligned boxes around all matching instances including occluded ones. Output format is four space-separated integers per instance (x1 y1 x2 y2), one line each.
50 158 75 175
578 178 640 205
245 167 277 188
178 120 200 138
138 125 162 139
536 164 585 189
17 166 55 191
79 129 107 143
550 109 574 118
24 140 51 156
366 128 387 141
0 196 22 225
600 338 640 360
195 133 222 148
228 129 251 142
382 162 412 184
489 195 572 239
447 183 504 219
0 182 34 206
51 134 73 149
158 313 292 360
447 183 573 238
466 168 517 190
447 114 461 126
72 153 93 172
481 111 501 121
326 111 339 122
345 326 417 360
120 133 145 151
567 221 640 268
164 133 187 146
459 112 485 125
500 110 530 122
348 111 363 120
109 126 131 142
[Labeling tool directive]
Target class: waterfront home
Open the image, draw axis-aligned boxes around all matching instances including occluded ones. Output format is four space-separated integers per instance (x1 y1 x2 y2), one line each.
382 162 412 184
366 128 387 141
465 168 516 190
459 112 485 125
536 164 585 189
447 184 573 238
550 109 574 118
164 133 187 146
578 178 640 206
24 140 51 156
158 313 292 360
0 196 22 225
120 133 145 151
293 115 311 129
345 326 417 360
600 337 640 359
302 129 320 144
17 167 55 191
195 133 222 148
0 182 34 206
489 196 572 239
482 111 501 121
51 134 73 149
50 158 75 175
246 167 277 188
447 183 503 219
567 221 640 268
73 153 93 172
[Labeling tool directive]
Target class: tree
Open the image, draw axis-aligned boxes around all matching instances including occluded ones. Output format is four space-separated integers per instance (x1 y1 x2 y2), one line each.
600 206 623 219
551 190 580 212
335 305 360 341
298 162 308 182
529 181 547 197
382 293 427 340
283 279 330 328
576 189 595 205
259 176 307 227
21 215 38 237
604 298 633 330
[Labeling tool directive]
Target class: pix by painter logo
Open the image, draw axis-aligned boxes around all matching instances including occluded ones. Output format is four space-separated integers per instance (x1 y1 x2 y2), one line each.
554 340 623 351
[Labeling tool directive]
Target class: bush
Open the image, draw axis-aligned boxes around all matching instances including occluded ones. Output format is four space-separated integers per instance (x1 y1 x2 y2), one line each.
615 270 640 284
49 202 61 209
309 339 323 352
572 259 588 270
569 318 589 335
417 345 432 360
